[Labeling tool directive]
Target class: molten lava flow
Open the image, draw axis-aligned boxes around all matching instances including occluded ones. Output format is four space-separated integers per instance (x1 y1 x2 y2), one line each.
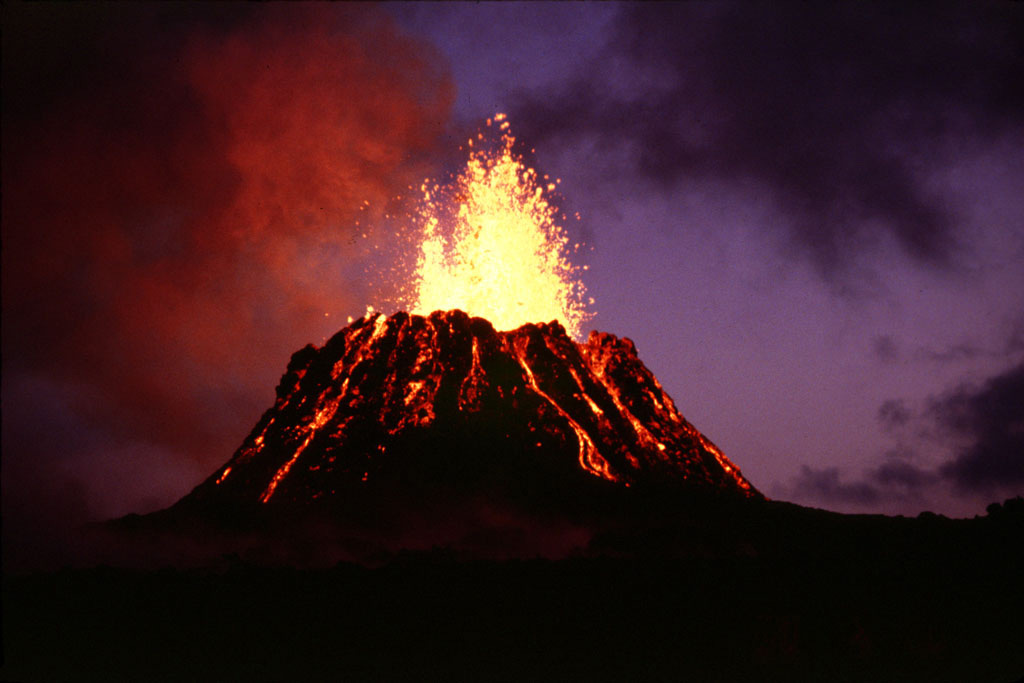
698 433 755 495
510 336 617 482
260 395 342 503
189 311 761 507
410 114 591 339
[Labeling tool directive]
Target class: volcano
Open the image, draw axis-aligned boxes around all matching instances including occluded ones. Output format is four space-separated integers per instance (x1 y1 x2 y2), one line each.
114 117 763 562
24 324 1024 683
176 309 757 516
28 310 1024 682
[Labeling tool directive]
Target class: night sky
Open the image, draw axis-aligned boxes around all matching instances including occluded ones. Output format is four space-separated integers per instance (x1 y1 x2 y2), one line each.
3 2 1023 557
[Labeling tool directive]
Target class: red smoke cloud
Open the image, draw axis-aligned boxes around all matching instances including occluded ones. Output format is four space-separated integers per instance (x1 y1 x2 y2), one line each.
2 4 453 540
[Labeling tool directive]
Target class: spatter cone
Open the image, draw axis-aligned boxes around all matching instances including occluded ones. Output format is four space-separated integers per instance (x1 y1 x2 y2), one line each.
182 310 759 507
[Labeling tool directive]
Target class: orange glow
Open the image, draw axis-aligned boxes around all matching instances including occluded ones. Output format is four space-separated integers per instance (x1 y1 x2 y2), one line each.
260 395 341 503
511 337 617 481
457 337 486 411
202 311 759 503
583 352 665 457
698 433 754 493
410 115 591 339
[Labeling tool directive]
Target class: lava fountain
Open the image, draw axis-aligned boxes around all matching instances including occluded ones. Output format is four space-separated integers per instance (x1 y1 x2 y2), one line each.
408 114 591 339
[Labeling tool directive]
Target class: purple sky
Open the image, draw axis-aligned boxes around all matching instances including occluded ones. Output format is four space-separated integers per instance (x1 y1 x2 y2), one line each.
389 2 1024 518
3 2 1022 551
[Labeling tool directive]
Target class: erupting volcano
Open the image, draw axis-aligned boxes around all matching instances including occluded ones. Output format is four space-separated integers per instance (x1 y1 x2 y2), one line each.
173 115 758 523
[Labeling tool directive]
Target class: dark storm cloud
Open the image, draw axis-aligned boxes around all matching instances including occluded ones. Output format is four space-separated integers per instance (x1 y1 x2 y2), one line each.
930 363 1024 493
872 458 936 490
512 2 1024 275
788 357 1024 512
790 465 881 506
786 453 938 510
2 2 453 546
878 399 912 430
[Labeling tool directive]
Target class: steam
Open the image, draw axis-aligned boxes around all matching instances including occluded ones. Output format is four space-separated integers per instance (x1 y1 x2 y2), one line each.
2 3 454 563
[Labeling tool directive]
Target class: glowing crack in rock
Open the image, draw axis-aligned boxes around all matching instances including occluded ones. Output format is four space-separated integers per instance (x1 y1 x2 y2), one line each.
188 312 760 508
698 433 754 494
511 336 617 482
260 394 343 503
410 114 591 340
457 337 486 411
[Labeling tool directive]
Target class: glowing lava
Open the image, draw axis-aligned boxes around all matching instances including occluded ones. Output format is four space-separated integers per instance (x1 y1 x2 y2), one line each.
187 310 761 507
184 116 760 508
410 114 591 339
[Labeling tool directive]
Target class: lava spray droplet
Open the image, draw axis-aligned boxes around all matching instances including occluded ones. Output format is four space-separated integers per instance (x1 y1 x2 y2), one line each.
409 114 591 339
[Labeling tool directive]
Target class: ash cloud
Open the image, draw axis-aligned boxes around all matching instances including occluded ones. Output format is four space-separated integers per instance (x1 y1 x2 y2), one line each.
878 399 912 430
789 466 881 506
872 458 936 491
511 2 1024 277
930 362 1024 494
2 3 453 562
784 456 938 512
791 361 1024 513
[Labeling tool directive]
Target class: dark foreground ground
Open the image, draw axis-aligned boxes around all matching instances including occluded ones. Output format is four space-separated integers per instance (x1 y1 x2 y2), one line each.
4 499 1023 682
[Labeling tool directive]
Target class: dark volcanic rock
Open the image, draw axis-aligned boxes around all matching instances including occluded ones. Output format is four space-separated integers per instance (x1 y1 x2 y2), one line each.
177 310 758 513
